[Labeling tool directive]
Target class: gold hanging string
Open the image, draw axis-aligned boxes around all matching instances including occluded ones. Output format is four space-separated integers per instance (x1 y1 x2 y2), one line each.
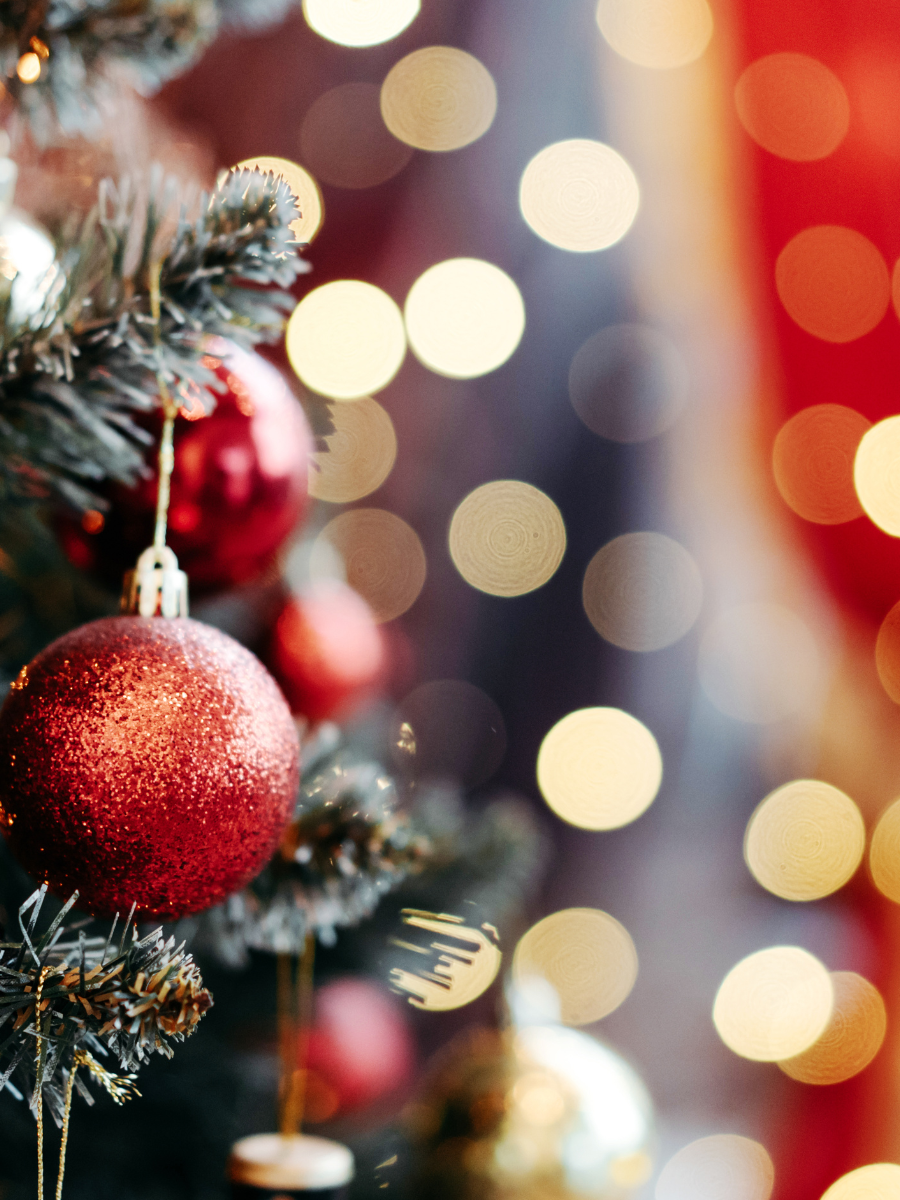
54 1063 76 1200
148 260 178 552
277 932 316 1137
34 965 51 1200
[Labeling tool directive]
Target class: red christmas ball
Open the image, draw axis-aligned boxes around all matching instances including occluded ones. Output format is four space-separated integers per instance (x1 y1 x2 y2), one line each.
268 582 387 724
0 616 300 919
61 341 314 591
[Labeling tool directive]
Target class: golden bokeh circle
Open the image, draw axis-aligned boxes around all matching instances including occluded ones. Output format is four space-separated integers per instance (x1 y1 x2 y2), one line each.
234 156 323 243
712 946 833 1062
744 780 865 902
595 0 713 69
302 0 419 47
519 139 640 253
775 226 890 344
821 1164 900 1200
404 258 525 379
380 46 497 152
734 54 850 161
299 83 413 190
582 532 703 652
512 907 638 1025
779 972 887 1086
313 508 426 623
698 603 821 725
869 797 900 903
448 480 565 597
656 1135 775 1200
537 707 662 831
286 280 406 401
309 396 397 504
854 416 900 536
876 601 900 703
772 405 871 525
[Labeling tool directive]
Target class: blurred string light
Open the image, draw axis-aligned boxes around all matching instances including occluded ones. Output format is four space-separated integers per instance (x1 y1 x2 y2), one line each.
389 911 501 1011
655 1135 775 1200
404 258 525 378
821 1164 900 1200
299 83 413 189
448 480 565 597
713 946 834 1061
302 0 419 47
392 679 506 787
775 226 890 343
698 602 821 724
380 46 497 151
772 405 871 524
519 139 639 252
779 971 887 1085
308 396 397 504
582 532 703 652
312 508 425 622
512 907 638 1025
16 52 40 83
854 416 900 535
235 156 323 243
595 0 713 69
286 280 406 400
734 54 850 161
569 324 688 443
537 707 662 830
876 602 900 702
869 797 900 902
744 780 865 901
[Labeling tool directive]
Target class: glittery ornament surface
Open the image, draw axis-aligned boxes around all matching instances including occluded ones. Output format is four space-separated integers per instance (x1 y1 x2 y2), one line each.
0 617 300 919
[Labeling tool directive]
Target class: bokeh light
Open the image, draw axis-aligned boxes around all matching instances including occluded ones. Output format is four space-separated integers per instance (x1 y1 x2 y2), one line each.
286 280 406 400
537 707 662 830
519 139 640 252
655 1135 775 1200
299 83 413 189
404 258 525 379
595 0 713 69
392 679 506 787
775 226 890 343
302 0 419 47
876 601 900 703
513 907 638 1025
16 53 40 84
582 532 703 652
772 405 871 524
569 324 687 443
698 602 821 724
821 1164 900 1200
779 972 887 1085
448 480 565 597
869 797 900 903
854 416 900 536
308 396 397 504
734 54 850 161
389 911 501 1011
234 156 323 243
713 946 833 1062
744 780 865 901
380 47 497 151
312 508 425 622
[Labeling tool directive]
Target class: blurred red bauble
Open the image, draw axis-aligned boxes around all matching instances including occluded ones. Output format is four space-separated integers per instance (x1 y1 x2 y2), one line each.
268 582 387 724
61 340 314 591
305 978 415 1120
0 616 300 919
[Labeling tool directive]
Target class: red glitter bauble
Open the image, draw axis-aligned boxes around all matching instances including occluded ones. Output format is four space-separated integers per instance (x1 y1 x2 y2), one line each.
60 341 314 591
268 582 386 724
0 616 300 919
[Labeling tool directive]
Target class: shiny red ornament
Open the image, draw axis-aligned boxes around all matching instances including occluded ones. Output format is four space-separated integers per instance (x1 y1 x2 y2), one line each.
61 341 314 591
0 616 300 919
268 582 387 724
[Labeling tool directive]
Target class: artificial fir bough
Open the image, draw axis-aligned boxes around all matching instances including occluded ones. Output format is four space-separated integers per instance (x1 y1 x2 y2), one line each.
0 165 308 510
